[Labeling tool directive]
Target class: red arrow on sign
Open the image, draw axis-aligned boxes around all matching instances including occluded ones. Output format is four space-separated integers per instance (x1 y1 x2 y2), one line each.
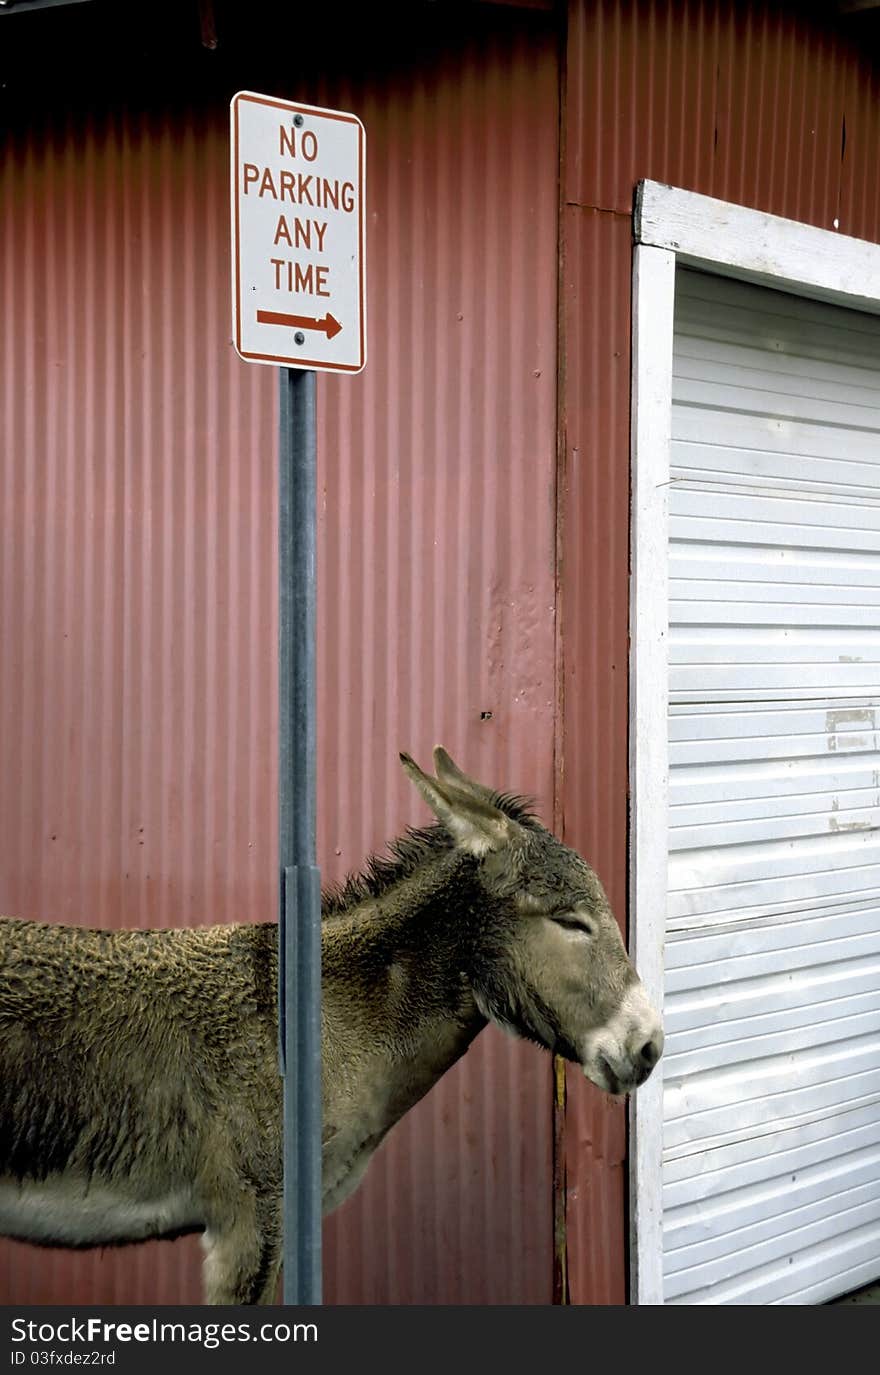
256 309 343 340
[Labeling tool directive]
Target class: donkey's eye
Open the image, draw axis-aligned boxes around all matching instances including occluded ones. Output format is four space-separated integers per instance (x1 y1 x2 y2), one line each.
553 916 594 937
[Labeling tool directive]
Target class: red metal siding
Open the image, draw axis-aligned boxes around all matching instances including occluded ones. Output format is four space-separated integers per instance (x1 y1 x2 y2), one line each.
557 207 633 1305
318 24 561 1306
559 0 880 1305
0 101 276 1305
0 9 560 1303
566 0 880 238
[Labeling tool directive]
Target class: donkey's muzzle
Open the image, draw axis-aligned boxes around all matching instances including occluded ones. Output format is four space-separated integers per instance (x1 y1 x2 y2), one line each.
581 986 665 1097
619 1025 665 1090
636 1030 664 1072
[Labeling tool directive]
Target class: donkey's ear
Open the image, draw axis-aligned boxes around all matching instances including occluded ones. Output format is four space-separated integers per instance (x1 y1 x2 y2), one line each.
400 752 519 856
432 746 493 801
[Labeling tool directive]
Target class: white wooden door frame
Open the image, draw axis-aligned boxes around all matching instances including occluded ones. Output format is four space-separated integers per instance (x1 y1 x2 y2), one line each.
628 181 880 1305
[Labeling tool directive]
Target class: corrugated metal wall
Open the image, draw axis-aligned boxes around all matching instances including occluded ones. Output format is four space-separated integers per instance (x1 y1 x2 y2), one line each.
559 0 880 1304
318 20 561 1305
0 4 560 1303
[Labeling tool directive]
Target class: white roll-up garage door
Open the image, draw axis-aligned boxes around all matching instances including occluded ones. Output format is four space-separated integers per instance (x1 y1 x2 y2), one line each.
663 269 880 1304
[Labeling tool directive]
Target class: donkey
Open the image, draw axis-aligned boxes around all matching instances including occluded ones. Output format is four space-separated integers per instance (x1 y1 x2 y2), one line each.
0 747 663 1303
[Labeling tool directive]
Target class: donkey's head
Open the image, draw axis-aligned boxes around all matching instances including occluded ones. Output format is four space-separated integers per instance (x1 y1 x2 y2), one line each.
400 747 663 1096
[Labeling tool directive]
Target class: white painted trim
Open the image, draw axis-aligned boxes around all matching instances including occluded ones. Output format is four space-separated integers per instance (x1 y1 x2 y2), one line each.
636 181 880 316
628 244 674 1308
627 181 880 1304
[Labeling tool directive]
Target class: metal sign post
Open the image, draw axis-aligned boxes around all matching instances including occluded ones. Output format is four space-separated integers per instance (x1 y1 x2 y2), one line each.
278 366 321 1304
231 91 366 1306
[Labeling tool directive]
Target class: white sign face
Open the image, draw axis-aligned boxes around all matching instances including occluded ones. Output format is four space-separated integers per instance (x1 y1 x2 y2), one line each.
231 91 366 373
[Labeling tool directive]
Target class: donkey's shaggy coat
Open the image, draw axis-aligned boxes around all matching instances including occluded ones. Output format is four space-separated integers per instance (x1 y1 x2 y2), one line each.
0 749 662 1302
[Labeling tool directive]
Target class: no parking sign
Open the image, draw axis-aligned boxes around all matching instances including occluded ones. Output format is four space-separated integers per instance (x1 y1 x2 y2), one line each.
231 91 366 373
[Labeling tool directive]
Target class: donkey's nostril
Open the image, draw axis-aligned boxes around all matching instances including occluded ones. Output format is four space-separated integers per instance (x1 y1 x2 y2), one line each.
640 1036 662 1068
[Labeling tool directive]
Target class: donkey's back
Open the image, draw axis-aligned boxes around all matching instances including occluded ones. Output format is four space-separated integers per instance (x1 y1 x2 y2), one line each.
0 917 282 1302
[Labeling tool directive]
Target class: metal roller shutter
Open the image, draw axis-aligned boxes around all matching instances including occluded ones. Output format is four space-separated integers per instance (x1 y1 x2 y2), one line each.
663 269 880 1304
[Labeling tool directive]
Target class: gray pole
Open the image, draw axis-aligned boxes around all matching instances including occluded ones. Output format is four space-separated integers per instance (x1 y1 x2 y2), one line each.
278 365 322 1305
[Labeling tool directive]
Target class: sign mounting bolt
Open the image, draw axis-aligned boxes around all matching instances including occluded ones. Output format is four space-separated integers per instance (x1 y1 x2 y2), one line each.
294 331 305 345
293 114 304 127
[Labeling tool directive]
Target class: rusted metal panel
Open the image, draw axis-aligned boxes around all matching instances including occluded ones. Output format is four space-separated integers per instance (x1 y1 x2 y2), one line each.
557 205 633 1306
317 20 561 1306
567 0 880 240
0 12 560 1304
0 101 276 1306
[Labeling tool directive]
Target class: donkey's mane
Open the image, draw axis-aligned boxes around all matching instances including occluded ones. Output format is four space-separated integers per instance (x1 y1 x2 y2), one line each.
321 791 538 919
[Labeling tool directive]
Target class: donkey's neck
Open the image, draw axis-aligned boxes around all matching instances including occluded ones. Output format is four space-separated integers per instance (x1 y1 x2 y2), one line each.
319 847 489 1211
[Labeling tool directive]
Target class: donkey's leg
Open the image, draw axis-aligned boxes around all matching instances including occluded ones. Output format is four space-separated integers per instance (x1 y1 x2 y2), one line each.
250 1202 282 1306
201 1197 281 1305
